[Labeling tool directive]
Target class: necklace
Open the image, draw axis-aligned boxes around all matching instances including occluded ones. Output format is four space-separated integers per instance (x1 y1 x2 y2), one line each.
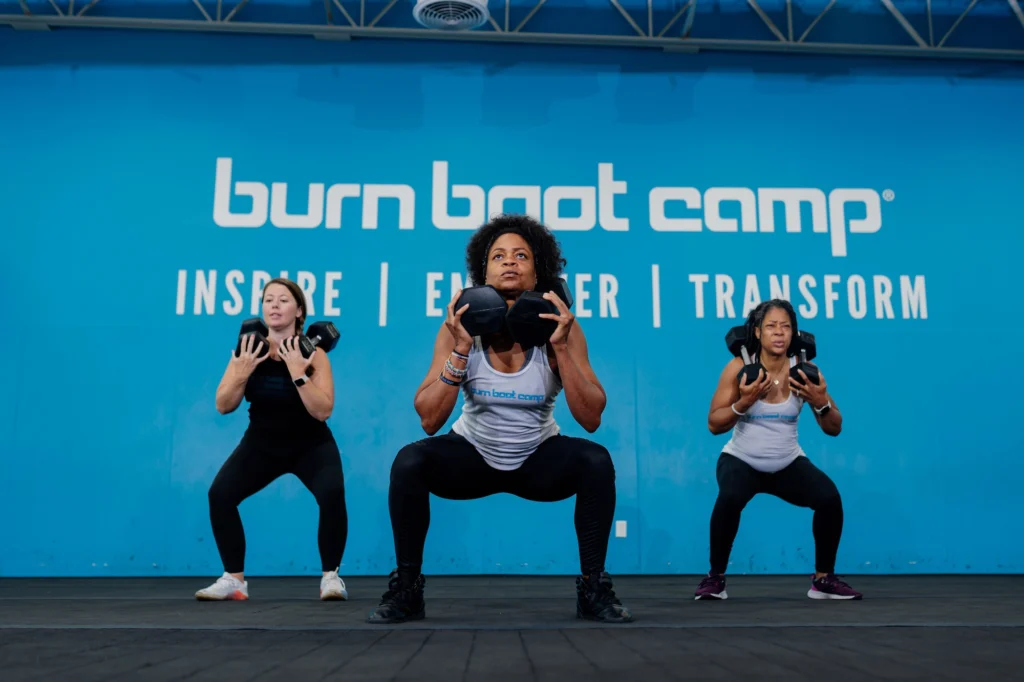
756 353 787 387
763 362 786 386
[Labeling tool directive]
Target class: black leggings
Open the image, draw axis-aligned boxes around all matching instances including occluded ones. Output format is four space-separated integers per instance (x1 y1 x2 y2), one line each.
208 432 348 574
710 453 843 575
389 432 616 578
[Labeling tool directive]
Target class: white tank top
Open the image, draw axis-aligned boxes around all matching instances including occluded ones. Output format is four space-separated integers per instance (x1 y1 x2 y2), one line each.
451 340 563 471
721 355 807 473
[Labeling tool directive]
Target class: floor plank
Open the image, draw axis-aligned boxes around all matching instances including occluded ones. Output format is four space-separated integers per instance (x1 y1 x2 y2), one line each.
1 576 1021 681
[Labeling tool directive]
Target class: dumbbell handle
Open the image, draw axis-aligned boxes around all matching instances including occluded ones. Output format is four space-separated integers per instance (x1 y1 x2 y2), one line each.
800 349 808 364
740 346 752 365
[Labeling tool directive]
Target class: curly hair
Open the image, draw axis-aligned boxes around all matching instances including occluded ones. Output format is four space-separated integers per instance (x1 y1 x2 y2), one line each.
744 298 800 358
465 214 567 289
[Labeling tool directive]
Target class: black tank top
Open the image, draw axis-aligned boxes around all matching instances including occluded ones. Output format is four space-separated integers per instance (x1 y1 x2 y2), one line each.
244 358 331 442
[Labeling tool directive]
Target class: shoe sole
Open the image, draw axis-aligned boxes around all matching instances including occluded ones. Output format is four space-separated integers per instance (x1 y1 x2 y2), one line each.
576 606 635 624
320 591 349 601
807 589 861 600
367 610 426 624
695 590 728 601
195 590 248 601
577 613 635 623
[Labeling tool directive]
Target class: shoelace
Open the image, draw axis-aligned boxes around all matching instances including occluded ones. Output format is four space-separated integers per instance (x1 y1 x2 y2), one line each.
380 576 418 605
586 575 622 606
818 574 850 588
214 575 240 589
698 575 721 589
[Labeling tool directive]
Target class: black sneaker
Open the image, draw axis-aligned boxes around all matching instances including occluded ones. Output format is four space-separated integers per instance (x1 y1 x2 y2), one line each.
576 572 634 623
367 570 426 624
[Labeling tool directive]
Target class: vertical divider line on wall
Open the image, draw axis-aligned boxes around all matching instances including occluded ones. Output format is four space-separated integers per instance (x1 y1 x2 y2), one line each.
379 262 389 327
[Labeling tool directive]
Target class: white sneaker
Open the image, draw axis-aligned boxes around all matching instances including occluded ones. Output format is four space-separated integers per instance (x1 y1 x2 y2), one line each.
320 570 348 601
195 573 249 601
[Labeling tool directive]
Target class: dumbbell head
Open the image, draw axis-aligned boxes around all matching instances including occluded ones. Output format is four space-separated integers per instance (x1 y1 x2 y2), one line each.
538 278 574 310
789 362 821 386
505 281 573 350
456 285 508 338
237 317 270 358
738 363 766 386
293 321 340 359
241 318 269 337
725 326 750 358
789 329 820 385
793 330 816 361
726 325 765 383
305 321 340 353
506 291 557 349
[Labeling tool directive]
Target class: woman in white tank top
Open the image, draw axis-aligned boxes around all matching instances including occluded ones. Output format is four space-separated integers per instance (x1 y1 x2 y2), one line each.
695 300 863 602
367 214 632 626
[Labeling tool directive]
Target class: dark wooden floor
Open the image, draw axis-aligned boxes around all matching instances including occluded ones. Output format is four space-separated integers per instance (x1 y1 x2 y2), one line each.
1 575 1021 680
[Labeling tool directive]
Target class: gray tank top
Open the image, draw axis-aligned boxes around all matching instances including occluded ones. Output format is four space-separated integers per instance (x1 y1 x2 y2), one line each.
451 340 563 471
721 355 807 473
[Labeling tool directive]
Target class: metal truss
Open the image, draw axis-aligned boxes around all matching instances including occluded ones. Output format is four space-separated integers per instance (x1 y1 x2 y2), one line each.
3 0 1024 62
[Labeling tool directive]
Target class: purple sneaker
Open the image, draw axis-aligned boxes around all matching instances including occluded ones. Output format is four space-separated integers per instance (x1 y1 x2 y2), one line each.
694 573 728 600
808 574 863 600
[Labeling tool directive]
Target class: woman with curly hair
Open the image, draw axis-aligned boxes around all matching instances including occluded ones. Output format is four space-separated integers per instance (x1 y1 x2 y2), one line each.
367 214 633 625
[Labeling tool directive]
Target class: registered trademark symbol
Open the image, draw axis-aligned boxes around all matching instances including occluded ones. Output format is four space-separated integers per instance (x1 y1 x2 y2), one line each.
882 189 895 201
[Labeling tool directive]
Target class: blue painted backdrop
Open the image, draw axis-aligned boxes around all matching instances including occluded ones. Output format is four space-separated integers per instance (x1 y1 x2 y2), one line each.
1 29 1022 578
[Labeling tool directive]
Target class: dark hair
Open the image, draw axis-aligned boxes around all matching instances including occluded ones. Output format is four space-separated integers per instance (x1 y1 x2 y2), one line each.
262 277 314 377
465 214 567 289
744 298 800 358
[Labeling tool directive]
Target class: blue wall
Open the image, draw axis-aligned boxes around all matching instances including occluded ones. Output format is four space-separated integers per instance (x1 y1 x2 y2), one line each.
1 29 1022 578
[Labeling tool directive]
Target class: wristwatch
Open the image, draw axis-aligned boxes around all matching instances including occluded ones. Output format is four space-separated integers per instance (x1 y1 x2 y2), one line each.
814 400 831 417
293 376 308 387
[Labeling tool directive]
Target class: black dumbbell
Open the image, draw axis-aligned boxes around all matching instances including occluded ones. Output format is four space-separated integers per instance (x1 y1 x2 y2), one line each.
725 325 767 386
505 279 575 349
296 320 340 358
236 318 270 358
789 330 821 385
455 285 510 337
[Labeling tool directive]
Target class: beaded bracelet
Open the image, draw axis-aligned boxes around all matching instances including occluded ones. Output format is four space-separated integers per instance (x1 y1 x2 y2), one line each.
445 359 468 379
450 349 469 362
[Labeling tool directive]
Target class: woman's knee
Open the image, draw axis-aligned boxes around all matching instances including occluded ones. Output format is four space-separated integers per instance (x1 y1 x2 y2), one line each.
391 442 429 485
813 486 843 513
208 478 238 510
714 491 751 515
312 468 347 509
578 441 615 481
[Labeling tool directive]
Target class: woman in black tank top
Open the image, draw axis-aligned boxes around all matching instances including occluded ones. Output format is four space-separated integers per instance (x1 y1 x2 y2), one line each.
367 214 633 625
194 278 349 603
